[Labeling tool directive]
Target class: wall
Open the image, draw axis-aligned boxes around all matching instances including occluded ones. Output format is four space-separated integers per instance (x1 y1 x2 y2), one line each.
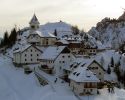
41 38 56 46
27 34 41 44
70 80 98 95
54 53 75 76
21 46 41 64
88 62 104 81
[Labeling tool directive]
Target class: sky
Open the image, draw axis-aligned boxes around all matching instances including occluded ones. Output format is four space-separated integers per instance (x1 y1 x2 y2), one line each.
0 0 125 37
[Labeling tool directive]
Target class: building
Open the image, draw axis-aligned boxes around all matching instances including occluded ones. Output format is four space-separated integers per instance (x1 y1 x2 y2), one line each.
13 44 42 65
70 59 105 82
38 46 75 75
27 14 57 46
80 40 97 56
69 66 100 95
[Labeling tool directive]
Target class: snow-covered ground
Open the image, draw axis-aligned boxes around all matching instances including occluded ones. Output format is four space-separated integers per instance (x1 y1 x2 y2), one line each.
0 54 125 100
80 88 125 100
0 54 77 100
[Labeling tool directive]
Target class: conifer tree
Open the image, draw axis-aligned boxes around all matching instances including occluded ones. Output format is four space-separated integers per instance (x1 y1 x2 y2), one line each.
54 29 57 36
111 57 114 67
107 65 111 74
9 28 17 46
3 31 9 46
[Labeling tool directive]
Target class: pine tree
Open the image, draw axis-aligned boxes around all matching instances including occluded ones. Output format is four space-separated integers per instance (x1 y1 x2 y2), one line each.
0 39 4 47
53 29 57 36
114 65 121 81
3 31 9 46
111 57 114 67
9 28 17 46
107 65 111 74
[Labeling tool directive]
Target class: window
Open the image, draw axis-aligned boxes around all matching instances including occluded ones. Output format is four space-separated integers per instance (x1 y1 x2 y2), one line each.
62 56 65 58
31 25 35 29
25 54 27 57
31 49 32 52
37 54 39 56
90 89 93 92
76 73 80 76
62 61 65 63
73 72 77 75
31 54 32 56
31 59 32 61
25 59 27 61
59 61 61 63
68 55 70 58
77 82 80 85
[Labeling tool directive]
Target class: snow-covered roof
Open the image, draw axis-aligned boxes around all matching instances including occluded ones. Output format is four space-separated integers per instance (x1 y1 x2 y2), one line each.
13 44 42 53
69 66 99 82
39 46 66 60
57 39 69 44
29 14 40 24
13 44 31 53
68 57 105 72
28 30 56 38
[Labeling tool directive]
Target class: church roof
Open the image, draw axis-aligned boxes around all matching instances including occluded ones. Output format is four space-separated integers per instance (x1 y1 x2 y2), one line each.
28 30 56 38
29 14 40 24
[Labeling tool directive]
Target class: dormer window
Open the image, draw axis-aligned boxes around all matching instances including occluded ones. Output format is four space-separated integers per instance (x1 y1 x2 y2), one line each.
68 55 70 58
73 72 77 75
76 73 80 76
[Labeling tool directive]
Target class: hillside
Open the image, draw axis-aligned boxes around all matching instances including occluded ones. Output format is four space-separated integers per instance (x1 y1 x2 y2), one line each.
88 12 125 49
0 54 78 100
1 54 125 100
39 21 72 38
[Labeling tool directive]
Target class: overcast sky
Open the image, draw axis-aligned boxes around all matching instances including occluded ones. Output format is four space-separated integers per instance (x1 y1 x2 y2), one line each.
0 0 125 37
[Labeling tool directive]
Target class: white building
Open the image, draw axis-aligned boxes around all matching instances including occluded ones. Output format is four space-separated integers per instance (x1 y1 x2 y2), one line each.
70 59 105 82
38 46 75 75
13 44 42 65
27 14 57 46
69 66 100 95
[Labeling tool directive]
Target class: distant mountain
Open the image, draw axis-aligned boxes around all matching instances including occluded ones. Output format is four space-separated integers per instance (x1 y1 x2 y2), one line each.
118 11 125 21
88 12 125 49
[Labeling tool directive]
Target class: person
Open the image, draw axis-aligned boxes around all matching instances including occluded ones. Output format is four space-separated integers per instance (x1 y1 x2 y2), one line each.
107 84 110 93
111 86 114 93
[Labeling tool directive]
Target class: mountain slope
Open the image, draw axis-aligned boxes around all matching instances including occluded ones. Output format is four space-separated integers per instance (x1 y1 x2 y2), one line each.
88 13 125 49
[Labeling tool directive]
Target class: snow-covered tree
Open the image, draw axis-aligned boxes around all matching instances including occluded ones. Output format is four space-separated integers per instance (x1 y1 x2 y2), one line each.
107 65 111 74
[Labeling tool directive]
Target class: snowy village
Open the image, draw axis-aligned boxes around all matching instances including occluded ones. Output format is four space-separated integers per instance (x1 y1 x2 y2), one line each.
1 1 125 100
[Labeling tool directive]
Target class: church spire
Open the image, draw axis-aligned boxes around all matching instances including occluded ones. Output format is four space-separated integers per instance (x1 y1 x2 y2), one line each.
29 14 40 31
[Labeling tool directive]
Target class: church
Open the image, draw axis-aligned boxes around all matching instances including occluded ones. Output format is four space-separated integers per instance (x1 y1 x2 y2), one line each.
27 14 57 46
